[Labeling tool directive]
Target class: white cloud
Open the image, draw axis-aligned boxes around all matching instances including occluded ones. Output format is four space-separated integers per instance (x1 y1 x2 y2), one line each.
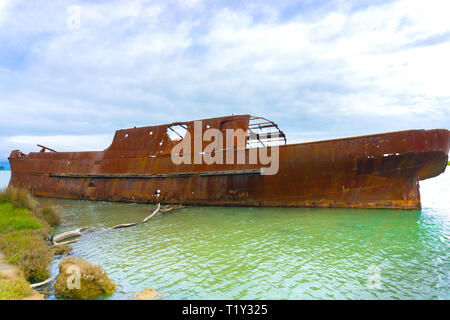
0 0 9 23
0 0 449 158
0 134 113 159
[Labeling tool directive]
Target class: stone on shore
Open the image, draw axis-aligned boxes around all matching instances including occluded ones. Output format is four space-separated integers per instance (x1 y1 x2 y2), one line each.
136 288 162 300
53 257 115 299
53 244 72 256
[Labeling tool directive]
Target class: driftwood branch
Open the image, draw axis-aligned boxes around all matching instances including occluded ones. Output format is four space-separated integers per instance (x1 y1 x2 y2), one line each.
111 203 161 229
52 227 88 246
53 227 87 243
30 275 57 288
160 204 186 213
51 203 184 238
52 239 80 246
40 203 185 290
142 205 160 223
51 204 185 244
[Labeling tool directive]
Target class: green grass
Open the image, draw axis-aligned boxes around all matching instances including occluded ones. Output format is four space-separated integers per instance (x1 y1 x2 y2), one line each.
0 200 53 283
33 203 62 227
0 203 44 233
0 278 32 300
0 188 60 299
0 229 53 282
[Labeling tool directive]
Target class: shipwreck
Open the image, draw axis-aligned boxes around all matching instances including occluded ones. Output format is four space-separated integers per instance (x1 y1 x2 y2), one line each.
8 114 450 209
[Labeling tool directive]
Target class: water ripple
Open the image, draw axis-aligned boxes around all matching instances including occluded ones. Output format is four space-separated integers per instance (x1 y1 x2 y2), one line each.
42 169 450 299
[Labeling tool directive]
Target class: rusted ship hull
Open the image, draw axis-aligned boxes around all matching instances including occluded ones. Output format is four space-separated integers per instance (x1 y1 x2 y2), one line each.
8 115 450 209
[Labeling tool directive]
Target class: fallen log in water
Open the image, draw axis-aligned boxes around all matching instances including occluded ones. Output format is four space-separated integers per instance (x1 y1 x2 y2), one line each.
142 204 161 223
52 239 80 246
111 203 187 228
51 203 184 239
39 203 185 290
51 204 185 242
30 275 58 289
160 204 186 213
53 227 88 244
111 203 161 229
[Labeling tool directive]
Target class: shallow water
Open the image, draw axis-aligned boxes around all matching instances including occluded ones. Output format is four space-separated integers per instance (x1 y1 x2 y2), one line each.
0 169 449 299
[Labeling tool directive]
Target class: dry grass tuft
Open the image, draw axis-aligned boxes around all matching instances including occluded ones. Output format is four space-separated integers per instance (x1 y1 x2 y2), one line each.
54 257 116 299
1 188 61 227
0 188 62 285
0 188 39 211
32 201 62 227
0 230 53 283
53 244 72 256
0 278 33 300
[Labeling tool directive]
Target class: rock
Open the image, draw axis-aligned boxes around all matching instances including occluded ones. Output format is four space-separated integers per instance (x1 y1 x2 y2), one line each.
53 257 115 299
53 244 72 256
136 288 162 300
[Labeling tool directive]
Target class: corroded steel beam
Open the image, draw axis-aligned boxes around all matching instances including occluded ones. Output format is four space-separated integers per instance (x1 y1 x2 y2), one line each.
49 169 261 178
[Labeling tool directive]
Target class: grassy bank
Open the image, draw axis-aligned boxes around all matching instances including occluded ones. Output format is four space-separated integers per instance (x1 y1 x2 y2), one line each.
0 277 33 300
0 188 61 300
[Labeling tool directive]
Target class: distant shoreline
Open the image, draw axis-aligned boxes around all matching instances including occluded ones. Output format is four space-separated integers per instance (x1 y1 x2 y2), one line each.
0 162 11 171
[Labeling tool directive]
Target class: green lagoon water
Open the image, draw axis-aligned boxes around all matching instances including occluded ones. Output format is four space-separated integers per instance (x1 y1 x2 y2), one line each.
0 169 449 299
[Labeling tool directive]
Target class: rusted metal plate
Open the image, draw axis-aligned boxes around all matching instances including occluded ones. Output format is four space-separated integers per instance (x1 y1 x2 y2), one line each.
8 115 450 209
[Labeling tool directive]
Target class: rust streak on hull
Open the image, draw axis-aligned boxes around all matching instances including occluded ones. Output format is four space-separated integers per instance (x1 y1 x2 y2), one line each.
8 115 450 209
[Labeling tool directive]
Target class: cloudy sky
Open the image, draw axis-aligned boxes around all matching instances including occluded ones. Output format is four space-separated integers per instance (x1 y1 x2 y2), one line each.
0 0 449 160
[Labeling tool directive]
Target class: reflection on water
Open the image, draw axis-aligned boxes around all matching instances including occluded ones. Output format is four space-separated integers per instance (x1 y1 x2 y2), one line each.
1 169 449 299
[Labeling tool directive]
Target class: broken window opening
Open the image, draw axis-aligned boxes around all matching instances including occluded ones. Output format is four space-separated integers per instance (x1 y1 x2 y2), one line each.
247 116 287 148
167 124 188 141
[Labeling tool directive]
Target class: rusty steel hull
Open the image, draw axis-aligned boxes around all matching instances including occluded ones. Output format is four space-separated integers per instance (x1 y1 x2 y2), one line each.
8 116 450 209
